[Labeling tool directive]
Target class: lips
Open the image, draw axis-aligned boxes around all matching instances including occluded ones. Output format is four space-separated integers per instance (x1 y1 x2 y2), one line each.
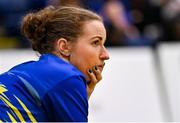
98 63 105 72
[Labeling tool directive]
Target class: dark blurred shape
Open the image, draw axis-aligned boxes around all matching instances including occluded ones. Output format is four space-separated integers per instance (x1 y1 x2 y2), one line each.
48 0 83 7
131 0 180 45
82 0 155 47
0 0 179 48
161 0 180 41
0 0 47 48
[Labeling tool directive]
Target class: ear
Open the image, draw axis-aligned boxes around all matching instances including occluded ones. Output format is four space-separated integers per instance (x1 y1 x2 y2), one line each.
56 38 71 57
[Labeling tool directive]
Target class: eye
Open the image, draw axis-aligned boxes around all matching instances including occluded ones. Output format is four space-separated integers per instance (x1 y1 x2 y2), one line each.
92 40 100 46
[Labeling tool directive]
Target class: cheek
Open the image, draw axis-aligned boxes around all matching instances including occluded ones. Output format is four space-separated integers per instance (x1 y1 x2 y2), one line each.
71 48 98 74
76 51 94 69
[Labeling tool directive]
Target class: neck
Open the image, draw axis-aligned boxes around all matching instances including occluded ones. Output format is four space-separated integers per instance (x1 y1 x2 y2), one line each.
52 51 70 63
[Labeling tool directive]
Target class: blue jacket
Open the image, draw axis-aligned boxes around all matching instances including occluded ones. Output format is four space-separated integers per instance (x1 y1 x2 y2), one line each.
0 54 88 122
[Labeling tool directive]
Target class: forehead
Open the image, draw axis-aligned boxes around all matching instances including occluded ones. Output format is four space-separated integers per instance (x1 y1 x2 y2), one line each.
81 20 106 39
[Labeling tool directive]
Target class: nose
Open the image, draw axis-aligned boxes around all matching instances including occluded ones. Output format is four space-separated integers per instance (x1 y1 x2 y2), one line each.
99 46 110 60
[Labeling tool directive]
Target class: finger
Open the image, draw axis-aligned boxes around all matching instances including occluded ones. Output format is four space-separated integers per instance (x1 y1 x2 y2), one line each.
92 66 102 81
87 69 97 83
87 69 97 88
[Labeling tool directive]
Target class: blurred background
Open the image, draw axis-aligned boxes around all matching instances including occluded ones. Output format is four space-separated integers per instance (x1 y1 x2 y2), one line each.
0 0 180 122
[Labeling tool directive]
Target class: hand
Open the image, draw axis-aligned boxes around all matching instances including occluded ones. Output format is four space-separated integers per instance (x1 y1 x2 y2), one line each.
86 66 102 99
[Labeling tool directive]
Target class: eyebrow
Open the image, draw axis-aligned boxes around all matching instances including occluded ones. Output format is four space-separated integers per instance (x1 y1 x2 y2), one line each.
90 36 103 41
90 36 106 44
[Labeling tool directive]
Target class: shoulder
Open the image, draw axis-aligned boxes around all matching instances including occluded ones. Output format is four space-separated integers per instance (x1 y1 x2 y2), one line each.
41 76 88 121
37 54 86 83
49 75 87 95
42 75 88 110
43 75 88 102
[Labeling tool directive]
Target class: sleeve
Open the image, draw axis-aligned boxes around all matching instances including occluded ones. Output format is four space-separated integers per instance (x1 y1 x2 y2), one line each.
41 76 88 122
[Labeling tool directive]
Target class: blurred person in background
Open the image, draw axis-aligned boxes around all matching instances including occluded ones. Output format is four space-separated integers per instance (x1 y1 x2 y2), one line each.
130 0 164 45
80 0 155 47
0 6 109 122
46 0 155 46
131 0 180 45
0 0 179 48
161 0 180 41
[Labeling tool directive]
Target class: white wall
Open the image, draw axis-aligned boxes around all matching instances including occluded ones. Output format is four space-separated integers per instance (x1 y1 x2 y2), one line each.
0 44 179 122
88 48 165 122
0 49 38 73
158 43 180 121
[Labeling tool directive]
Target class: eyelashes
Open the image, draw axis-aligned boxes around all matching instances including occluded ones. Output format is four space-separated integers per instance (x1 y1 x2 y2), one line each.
92 40 100 46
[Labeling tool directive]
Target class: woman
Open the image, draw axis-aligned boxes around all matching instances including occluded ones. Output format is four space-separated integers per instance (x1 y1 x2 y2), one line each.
0 6 109 122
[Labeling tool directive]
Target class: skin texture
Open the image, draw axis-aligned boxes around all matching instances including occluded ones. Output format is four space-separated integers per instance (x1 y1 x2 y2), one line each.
55 20 109 99
69 20 109 98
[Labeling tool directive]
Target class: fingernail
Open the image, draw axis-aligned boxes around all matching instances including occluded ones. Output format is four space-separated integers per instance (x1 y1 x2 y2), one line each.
88 69 92 73
87 81 91 85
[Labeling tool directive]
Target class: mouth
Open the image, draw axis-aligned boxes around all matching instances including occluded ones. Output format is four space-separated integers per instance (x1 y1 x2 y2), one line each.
97 63 105 72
